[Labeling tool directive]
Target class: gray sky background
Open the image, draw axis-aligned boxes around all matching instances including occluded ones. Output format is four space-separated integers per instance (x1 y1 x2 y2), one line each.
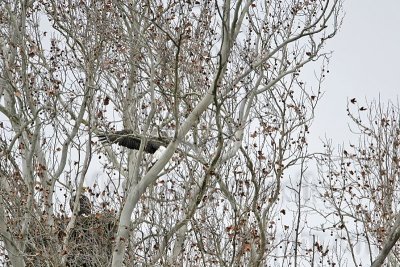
311 0 400 147
85 1 400 187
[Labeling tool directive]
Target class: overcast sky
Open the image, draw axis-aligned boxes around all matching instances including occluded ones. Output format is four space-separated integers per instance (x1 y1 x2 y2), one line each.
310 0 400 147
85 1 400 186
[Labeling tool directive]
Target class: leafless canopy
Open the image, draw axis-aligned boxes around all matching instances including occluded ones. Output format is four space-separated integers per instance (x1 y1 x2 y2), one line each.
0 0 347 266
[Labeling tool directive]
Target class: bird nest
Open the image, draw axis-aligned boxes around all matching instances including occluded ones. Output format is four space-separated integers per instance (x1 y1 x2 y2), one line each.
25 211 117 267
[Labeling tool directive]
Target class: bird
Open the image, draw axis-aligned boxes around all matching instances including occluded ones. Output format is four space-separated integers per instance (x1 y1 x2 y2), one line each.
70 194 92 216
98 129 166 154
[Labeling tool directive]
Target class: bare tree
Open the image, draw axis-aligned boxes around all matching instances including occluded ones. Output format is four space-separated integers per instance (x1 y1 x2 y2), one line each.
0 0 343 266
318 99 400 266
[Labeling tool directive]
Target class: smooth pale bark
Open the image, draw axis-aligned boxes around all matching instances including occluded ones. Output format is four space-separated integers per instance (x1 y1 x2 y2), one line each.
167 223 188 266
111 0 244 263
0 196 25 267
371 214 400 267
111 90 214 266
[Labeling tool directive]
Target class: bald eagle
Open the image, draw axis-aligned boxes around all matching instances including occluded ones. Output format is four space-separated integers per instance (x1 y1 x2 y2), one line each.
98 130 166 154
70 194 92 216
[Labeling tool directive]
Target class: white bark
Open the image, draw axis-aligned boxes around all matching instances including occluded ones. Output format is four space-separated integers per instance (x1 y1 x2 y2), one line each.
111 1 249 263
112 90 215 266
371 214 400 266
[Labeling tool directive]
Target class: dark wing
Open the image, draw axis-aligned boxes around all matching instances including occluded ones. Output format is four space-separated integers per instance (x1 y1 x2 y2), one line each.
113 134 141 150
98 130 137 148
98 130 161 154
70 195 92 216
144 141 162 154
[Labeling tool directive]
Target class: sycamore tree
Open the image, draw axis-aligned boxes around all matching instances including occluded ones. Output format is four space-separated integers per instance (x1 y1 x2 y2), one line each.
0 0 343 266
317 99 400 266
